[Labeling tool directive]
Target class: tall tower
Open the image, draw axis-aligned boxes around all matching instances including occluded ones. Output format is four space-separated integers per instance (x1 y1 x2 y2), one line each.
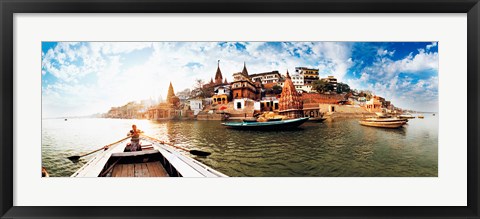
241 62 249 76
278 70 303 118
166 82 175 103
215 60 223 84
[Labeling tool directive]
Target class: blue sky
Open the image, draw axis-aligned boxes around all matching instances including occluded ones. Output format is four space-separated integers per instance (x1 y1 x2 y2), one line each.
42 42 438 117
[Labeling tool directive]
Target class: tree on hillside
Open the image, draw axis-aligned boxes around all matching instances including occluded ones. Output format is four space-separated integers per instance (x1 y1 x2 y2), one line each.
359 90 373 100
312 80 334 93
192 79 214 98
336 82 351 94
272 85 282 94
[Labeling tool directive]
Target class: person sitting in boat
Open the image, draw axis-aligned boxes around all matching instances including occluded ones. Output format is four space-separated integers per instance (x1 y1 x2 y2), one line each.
126 124 143 152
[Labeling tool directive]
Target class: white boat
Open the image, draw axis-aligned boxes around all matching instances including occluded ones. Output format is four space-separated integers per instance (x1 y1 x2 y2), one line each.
363 117 408 122
71 136 227 177
375 112 389 118
359 118 407 128
398 114 415 119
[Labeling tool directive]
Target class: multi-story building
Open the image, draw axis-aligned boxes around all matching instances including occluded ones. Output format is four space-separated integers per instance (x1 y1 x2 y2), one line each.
231 63 260 100
188 99 203 115
210 62 231 104
213 85 230 104
364 95 383 113
249 71 282 84
290 73 304 88
290 72 317 93
295 67 319 85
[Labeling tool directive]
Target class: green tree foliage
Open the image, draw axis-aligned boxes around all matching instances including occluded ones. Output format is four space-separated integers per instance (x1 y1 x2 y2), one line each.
312 80 333 93
264 85 283 96
336 82 351 94
272 85 282 94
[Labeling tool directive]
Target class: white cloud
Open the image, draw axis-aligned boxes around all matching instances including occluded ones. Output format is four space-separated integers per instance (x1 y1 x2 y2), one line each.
377 49 395 57
346 44 438 112
309 42 353 81
426 42 438 50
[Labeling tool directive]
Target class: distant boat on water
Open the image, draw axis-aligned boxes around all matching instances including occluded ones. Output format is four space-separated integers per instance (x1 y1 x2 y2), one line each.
398 114 415 119
359 118 407 129
418 115 425 119
222 117 309 130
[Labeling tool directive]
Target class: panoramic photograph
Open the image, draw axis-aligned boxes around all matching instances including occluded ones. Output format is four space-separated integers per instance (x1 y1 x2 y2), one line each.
41 41 439 177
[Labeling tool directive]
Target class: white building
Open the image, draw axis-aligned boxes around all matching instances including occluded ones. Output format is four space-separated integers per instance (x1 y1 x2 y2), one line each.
234 99 246 110
188 99 203 115
249 71 282 84
291 73 304 86
290 73 312 93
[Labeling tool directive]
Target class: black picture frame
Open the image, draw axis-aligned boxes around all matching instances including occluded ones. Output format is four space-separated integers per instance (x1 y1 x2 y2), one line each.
1 0 479 218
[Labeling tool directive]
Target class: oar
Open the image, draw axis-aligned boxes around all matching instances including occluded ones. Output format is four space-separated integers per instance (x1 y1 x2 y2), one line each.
142 134 211 156
67 136 130 161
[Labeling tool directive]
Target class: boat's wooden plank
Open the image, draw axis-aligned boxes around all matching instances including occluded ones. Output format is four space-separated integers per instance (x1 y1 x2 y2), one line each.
126 164 134 177
143 163 153 177
134 163 146 177
112 163 122 177
146 162 169 177
142 163 149 177
141 163 148 177
146 162 161 176
156 163 170 177
120 164 128 177
145 162 158 176
119 164 127 177
111 150 159 157
133 164 140 177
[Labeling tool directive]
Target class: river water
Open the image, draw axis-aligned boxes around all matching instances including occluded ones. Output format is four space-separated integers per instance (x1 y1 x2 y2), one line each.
42 116 438 177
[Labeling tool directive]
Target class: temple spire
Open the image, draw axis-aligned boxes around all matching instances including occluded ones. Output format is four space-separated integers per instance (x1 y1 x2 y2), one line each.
278 70 303 118
166 82 175 103
215 60 223 84
241 62 249 76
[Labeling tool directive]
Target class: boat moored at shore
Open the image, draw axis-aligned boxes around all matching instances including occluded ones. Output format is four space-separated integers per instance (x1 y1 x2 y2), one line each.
398 114 415 119
359 117 407 129
222 117 309 130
